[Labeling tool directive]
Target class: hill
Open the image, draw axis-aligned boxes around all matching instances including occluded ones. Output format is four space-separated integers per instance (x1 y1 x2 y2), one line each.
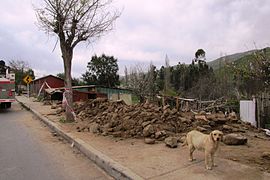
207 49 257 70
212 47 270 87
233 47 270 67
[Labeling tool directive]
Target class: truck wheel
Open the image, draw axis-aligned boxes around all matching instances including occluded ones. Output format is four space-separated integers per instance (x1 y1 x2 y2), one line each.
6 102 11 108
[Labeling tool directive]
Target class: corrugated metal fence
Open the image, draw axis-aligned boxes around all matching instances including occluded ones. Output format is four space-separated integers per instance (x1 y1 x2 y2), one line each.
256 93 270 128
240 100 256 126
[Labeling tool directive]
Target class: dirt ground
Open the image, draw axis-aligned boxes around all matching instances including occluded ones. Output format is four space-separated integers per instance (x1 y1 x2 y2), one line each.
55 116 270 174
43 99 270 174
220 132 270 173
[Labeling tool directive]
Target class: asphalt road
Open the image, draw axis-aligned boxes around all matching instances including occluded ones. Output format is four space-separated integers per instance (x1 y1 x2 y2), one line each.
0 102 112 180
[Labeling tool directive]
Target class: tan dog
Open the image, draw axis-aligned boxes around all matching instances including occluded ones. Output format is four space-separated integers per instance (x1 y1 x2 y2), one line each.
182 130 223 170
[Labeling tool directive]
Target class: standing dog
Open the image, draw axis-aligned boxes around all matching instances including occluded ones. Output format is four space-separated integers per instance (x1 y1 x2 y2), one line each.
182 130 223 170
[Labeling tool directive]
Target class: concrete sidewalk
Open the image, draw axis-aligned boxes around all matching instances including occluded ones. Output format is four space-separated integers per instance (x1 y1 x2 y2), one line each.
16 96 270 180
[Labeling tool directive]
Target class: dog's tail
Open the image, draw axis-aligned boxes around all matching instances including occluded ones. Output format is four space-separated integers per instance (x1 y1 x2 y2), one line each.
182 137 187 147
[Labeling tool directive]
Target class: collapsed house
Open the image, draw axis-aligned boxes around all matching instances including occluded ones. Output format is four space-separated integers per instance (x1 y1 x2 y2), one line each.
44 85 133 105
31 75 133 105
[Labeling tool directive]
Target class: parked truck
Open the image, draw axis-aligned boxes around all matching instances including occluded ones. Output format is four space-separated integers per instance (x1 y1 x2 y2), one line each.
0 60 15 109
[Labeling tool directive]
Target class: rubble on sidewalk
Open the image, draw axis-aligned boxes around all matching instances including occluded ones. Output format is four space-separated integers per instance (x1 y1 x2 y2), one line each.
71 99 263 145
164 137 178 148
261 152 270 160
223 133 248 145
144 138 155 144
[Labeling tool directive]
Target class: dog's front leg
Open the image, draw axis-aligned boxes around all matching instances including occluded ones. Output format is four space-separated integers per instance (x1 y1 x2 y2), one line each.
205 152 212 170
189 145 196 161
211 153 217 167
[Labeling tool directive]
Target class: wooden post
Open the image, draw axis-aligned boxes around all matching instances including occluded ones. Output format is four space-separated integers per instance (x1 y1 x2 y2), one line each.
162 96 165 107
258 95 260 128
176 97 179 111
186 101 189 112
258 93 263 128
27 83 30 98
261 93 265 128
255 96 259 128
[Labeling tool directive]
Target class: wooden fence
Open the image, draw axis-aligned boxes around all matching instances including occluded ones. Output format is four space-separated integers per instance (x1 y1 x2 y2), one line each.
256 93 270 128
152 93 270 128
156 95 231 113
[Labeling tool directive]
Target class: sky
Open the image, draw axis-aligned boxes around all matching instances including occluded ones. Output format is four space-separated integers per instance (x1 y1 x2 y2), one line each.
0 0 270 78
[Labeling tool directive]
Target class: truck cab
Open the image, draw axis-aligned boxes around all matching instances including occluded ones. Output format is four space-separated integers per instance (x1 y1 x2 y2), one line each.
0 60 15 109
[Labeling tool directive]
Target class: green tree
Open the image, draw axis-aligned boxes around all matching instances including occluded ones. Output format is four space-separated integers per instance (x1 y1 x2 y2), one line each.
81 71 97 85
180 50 216 99
214 58 236 99
164 55 172 95
156 66 165 92
72 77 83 86
56 72 65 79
184 60 199 90
231 48 270 97
195 49 206 62
82 54 120 87
56 73 83 86
171 62 187 92
35 0 120 122
193 51 215 99
146 62 158 99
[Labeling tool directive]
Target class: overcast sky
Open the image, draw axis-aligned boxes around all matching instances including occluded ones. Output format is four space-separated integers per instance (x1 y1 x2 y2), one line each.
0 0 270 78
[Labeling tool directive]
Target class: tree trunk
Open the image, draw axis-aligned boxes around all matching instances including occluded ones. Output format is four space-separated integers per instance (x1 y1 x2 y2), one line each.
62 46 75 122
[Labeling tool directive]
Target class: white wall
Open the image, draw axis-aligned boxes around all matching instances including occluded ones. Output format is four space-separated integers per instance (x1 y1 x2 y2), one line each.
240 100 256 126
111 93 132 105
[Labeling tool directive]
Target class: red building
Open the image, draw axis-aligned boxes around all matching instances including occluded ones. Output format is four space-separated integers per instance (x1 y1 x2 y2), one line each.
31 75 64 96
45 85 107 102
71 86 107 102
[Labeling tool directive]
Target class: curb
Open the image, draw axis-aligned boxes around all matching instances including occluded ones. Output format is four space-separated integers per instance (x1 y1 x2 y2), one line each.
17 98 144 180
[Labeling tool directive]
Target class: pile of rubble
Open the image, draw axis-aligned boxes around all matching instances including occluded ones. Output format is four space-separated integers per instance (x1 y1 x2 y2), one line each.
74 99 261 144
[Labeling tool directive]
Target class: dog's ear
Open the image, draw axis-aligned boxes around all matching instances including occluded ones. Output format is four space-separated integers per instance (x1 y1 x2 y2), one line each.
210 132 215 142
221 133 224 142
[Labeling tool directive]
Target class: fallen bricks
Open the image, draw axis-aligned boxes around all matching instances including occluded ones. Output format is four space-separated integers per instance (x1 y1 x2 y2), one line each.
70 99 263 145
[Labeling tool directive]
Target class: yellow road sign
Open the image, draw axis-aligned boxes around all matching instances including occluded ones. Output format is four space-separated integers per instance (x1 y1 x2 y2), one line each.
23 75 33 84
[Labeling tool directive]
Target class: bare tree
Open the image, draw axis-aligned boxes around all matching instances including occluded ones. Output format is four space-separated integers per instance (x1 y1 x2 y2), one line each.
35 0 120 121
126 63 158 103
124 66 128 86
8 60 33 93
146 62 157 100
164 54 171 95
127 65 148 103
